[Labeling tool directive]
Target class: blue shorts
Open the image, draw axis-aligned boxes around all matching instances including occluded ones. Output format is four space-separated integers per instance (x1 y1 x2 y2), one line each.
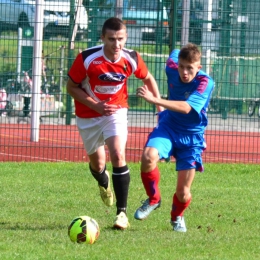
145 122 206 172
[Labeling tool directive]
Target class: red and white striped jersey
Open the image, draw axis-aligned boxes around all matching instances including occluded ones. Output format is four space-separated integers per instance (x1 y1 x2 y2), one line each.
68 44 148 118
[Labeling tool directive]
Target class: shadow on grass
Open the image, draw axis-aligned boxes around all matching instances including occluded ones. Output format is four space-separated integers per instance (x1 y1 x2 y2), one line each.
0 221 67 230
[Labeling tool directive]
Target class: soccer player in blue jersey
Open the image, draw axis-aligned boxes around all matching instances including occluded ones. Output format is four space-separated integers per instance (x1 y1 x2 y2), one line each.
134 43 214 232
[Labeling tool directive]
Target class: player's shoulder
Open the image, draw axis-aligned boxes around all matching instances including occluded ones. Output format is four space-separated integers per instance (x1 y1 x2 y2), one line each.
166 49 180 69
196 70 213 81
195 71 215 92
81 45 103 60
122 47 139 62
168 49 180 62
122 47 137 54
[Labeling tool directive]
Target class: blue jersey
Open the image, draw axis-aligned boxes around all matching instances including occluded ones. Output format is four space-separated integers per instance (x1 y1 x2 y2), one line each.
162 49 215 134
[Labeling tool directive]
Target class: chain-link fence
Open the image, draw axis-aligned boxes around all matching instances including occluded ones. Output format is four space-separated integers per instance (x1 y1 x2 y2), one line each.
0 0 260 163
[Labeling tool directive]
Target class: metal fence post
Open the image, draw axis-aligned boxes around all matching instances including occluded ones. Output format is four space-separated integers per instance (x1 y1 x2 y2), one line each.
218 0 232 56
87 0 98 48
65 0 76 125
169 0 178 52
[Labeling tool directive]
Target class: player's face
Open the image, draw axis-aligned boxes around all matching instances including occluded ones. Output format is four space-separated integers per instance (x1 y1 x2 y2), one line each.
102 28 127 61
178 58 202 83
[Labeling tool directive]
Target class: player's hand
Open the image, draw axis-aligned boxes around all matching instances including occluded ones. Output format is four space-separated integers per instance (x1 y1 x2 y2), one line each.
136 85 155 104
94 99 119 116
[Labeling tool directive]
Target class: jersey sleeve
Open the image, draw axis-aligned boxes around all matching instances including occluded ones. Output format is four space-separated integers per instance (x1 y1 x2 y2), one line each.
166 49 179 71
168 49 180 64
68 53 87 84
186 76 214 114
133 52 149 79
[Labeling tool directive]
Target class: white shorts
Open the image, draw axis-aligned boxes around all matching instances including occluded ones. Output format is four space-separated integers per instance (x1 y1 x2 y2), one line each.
76 108 128 155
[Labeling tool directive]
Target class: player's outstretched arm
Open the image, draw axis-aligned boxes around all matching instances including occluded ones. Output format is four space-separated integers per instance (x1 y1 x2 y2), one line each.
137 85 191 114
141 72 164 112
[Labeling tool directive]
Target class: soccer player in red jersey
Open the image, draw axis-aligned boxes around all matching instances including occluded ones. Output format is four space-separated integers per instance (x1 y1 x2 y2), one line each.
67 17 163 229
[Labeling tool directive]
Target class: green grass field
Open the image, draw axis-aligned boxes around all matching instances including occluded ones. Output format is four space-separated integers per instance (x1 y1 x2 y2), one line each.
1 162 260 260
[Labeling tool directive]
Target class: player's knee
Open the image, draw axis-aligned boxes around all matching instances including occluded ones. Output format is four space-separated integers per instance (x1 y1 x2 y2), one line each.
110 151 125 166
141 148 158 166
89 162 104 173
175 189 191 203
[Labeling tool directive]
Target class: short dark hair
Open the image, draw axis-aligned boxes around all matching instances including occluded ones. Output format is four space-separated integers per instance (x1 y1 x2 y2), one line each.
102 17 126 36
179 43 201 63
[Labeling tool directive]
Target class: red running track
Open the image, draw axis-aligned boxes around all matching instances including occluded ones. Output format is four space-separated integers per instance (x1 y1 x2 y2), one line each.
1 124 260 163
